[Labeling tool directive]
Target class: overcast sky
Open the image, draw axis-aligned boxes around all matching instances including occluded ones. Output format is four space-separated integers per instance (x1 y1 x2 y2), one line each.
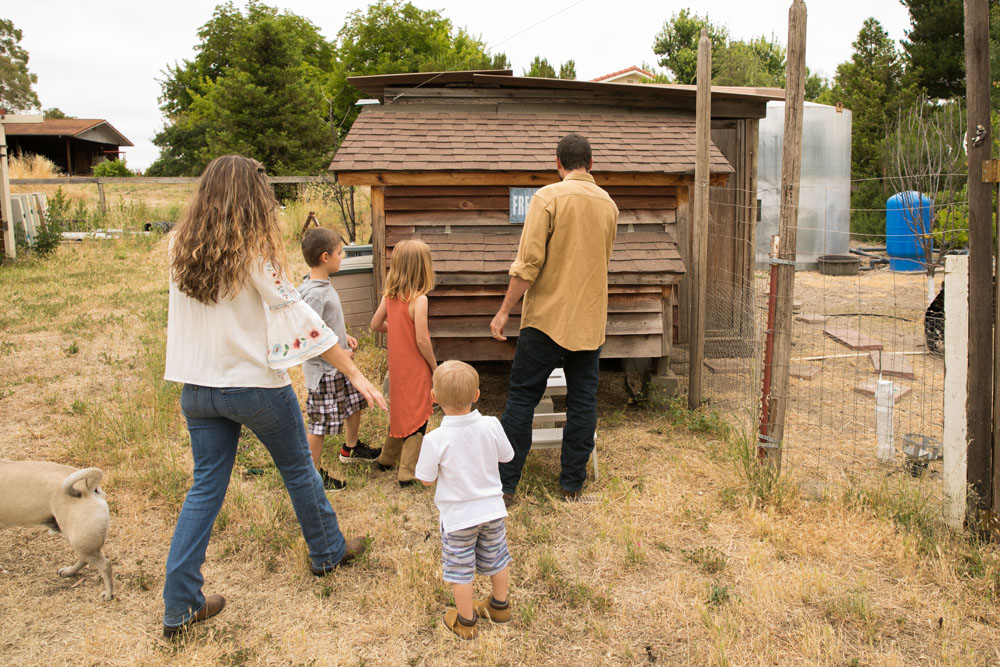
7 0 912 170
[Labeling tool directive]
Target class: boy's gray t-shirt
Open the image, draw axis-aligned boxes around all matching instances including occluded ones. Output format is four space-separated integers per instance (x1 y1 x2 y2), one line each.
298 278 349 391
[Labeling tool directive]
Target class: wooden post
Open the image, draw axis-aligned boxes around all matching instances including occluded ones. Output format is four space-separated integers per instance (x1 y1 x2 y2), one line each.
965 0 994 521
688 28 711 410
0 112 43 259
762 0 807 469
0 119 13 259
994 180 1000 521
96 178 108 215
370 185 386 304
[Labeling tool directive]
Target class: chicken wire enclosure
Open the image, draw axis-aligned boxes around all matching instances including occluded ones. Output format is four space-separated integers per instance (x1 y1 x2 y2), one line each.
756 101 852 269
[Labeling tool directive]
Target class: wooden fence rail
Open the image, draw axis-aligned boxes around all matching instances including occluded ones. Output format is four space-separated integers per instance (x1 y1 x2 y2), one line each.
3 176 335 258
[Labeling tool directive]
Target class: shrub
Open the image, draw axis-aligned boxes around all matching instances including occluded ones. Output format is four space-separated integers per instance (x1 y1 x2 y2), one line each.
34 187 69 257
92 159 133 177
850 179 888 240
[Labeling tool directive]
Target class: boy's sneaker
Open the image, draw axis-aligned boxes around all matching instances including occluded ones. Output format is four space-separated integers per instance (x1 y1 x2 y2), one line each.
473 597 511 624
339 441 382 464
318 468 347 491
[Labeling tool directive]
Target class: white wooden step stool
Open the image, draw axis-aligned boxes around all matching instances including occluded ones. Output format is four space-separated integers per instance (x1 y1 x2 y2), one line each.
530 368 599 480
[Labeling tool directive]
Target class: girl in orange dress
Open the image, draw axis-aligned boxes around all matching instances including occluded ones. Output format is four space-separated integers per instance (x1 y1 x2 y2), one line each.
371 239 437 487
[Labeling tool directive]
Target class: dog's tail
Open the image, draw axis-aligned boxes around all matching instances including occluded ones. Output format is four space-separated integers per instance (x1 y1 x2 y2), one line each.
62 468 104 498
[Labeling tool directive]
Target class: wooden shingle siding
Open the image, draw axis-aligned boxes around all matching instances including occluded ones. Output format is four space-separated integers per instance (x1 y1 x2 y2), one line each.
372 184 682 361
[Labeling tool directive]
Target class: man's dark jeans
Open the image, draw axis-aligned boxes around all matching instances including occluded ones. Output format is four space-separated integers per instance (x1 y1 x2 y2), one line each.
499 327 600 494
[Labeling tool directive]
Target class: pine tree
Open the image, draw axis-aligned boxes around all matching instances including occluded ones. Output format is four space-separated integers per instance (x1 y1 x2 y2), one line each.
828 17 913 235
900 0 965 99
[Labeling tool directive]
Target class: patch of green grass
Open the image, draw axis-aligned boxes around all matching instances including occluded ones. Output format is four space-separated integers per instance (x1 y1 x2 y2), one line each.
707 581 731 606
727 435 796 508
684 546 727 574
843 474 940 554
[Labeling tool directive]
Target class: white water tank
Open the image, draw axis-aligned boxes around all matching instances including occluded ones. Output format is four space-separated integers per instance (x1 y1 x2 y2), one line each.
756 101 852 269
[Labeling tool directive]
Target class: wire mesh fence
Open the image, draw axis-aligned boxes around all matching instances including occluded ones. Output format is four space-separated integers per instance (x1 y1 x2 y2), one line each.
692 215 948 505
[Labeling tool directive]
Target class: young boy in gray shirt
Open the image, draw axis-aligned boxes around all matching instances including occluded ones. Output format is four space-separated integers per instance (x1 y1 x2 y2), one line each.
299 228 381 489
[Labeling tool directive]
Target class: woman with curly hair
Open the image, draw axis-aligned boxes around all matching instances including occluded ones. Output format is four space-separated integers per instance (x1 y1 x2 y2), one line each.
161 155 386 638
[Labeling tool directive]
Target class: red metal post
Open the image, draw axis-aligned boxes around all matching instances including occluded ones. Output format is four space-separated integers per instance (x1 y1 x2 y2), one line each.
758 235 780 458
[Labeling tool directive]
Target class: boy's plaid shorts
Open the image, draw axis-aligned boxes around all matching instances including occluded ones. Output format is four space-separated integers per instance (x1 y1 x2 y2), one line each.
306 370 366 435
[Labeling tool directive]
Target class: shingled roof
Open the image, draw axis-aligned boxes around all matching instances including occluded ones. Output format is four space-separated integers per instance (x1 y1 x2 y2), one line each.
393 231 684 278
330 108 733 175
5 118 133 146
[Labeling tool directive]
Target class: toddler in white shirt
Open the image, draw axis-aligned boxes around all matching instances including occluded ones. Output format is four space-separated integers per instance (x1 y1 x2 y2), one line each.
415 360 515 640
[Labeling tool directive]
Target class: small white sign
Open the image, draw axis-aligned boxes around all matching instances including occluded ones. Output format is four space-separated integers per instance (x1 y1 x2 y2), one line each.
509 187 539 224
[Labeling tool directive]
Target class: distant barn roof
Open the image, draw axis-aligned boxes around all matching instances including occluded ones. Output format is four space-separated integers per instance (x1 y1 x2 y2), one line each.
5 118 133 146
330 109 734 175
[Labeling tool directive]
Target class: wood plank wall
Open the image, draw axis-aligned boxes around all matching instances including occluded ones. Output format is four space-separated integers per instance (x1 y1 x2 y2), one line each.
376 183 682 361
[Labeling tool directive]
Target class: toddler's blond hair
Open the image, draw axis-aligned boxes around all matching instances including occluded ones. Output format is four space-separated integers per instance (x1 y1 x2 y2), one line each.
433 360 479 408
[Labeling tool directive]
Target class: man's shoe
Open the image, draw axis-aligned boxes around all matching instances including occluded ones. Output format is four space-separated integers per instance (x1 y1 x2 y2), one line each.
473 597 511 624
443 608 478 639
339 441 382 464
311 537 367 576
318 468 347 491
162 594 226 638
561 488 582 502
376 461 394 472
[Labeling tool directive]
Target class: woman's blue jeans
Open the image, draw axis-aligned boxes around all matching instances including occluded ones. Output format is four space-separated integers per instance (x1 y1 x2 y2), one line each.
163 383 347 627
499 327 600 494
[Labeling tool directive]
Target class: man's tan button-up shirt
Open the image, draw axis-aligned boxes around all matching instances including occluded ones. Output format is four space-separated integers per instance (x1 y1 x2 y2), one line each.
508 171 619 351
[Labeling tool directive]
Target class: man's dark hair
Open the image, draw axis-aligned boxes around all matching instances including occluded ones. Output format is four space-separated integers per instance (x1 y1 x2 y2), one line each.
556 133 592 171
301 226 342 267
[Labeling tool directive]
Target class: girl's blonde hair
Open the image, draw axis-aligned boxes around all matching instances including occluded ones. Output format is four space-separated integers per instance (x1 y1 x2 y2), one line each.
384 239 434 301
170 155 286 304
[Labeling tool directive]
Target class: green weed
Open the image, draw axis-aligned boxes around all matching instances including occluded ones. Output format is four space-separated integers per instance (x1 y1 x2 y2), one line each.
707 582 731 606
684 546 727 574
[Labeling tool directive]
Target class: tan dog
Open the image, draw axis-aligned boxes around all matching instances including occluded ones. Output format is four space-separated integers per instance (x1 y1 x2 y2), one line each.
0 460 114 600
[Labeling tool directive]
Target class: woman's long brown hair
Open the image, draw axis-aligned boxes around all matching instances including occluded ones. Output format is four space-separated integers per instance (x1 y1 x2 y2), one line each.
170 155 286 304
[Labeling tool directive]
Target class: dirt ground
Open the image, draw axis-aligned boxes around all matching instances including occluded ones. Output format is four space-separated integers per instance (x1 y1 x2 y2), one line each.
3 240 1000 665
699 266 946 495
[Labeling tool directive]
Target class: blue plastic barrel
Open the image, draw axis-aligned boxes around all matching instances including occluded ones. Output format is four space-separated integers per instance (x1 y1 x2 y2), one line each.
886 191 932 272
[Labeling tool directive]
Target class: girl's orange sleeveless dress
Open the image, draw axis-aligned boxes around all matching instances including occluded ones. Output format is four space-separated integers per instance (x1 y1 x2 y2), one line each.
386 296 433 437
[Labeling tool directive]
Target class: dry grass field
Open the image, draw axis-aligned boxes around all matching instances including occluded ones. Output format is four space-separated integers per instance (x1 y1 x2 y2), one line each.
2 217 1000 664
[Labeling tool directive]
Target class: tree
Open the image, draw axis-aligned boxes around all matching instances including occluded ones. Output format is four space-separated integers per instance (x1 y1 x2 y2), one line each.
329 0 506 141
0 19 40 112
885 97 967 300
43 108 71 119
652 9 728 84
900 0 964 99
713 35 784 88
148 1 336 176
558 60 576 80
524 56 556 78
826 17 913 236
652 12 828 100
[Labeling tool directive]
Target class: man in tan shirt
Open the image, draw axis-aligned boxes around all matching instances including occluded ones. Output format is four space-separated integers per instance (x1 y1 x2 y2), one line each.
490 133 619 502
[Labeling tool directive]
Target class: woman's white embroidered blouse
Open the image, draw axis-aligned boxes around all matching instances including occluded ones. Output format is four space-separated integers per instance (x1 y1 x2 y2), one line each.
165 259 338 388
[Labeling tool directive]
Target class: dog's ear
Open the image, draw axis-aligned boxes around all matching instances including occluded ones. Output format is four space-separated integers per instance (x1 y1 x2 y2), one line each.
62 468 104 497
